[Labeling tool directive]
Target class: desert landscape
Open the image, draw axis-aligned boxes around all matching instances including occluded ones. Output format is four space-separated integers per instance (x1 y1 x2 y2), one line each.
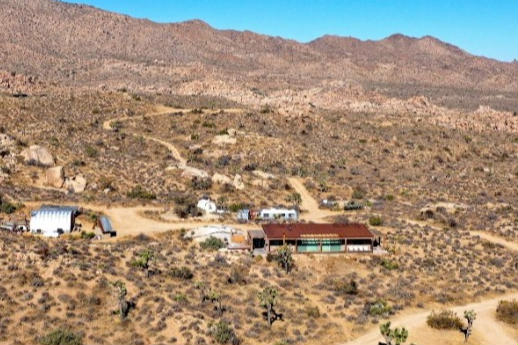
0 1 517 345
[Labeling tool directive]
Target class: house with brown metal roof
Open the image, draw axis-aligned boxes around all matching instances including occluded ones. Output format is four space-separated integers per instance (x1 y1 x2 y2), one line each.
254 223 376 253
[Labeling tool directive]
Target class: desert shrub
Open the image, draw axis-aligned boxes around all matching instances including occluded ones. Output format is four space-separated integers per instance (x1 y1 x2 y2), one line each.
384 194 395 201
0 195 17 214
39 328 82 345
169 266 193 280
84 146 98 158
210 321 239 344
305 306 320 318
380 258 399 270
80 232 95 240
368 299 392 317
127 185 156 200
334 279 358 295
426 310 463 330
228 265 248 284
173 293 187 302
496 300 518 325
228 203 248 212
200 237 225 251
191 177 213 190
352 187 365 199
369 216 383 226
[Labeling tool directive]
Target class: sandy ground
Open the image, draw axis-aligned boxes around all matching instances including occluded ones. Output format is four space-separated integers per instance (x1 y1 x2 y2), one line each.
339 293 518 345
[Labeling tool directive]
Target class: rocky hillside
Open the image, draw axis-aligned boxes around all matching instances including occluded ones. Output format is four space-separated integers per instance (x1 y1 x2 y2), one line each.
1 0 516 95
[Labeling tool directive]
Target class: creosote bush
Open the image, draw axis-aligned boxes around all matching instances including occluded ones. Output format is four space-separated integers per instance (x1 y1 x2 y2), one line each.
127 185 156 200
200 236 225 251
39 328 82 345
426 310 463 330
496 300 518 325
369 216 383 226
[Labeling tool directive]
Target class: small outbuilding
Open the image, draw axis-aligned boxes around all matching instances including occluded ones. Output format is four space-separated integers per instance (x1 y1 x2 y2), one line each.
30 205 79 237
98 215 116 237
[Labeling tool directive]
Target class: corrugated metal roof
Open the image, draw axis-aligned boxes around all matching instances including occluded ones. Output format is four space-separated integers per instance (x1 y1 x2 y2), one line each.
99 216 113 233
262 223 374 239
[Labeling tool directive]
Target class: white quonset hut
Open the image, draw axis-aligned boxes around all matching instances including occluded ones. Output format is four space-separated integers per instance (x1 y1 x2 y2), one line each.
30 206 79 237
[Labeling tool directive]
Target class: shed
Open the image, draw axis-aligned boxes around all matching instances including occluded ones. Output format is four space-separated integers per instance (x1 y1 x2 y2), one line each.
98 216 116 236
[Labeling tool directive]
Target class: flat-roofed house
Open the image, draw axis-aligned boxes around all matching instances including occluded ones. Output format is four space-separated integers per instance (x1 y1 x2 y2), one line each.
262 223 375 253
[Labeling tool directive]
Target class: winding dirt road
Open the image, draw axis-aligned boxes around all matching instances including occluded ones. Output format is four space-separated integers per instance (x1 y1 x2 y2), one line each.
340 293 517 345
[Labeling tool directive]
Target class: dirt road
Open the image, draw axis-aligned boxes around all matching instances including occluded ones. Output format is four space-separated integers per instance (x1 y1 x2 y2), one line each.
287 177 338 222
339 293 517 345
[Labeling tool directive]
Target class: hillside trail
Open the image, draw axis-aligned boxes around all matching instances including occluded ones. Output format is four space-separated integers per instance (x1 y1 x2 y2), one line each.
338 293 517 345
103 105 243 174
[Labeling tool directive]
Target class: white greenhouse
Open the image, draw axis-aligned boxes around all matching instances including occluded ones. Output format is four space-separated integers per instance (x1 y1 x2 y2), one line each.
30 206 79 237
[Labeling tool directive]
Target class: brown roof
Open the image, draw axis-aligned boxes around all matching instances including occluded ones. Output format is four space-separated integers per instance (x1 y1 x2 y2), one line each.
262 223 374 239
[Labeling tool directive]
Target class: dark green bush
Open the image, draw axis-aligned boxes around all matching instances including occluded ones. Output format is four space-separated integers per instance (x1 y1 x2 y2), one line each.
210 321 238 344
368 299 392 317
380 258 399 270
127 185 156 200
369 216 383 226
80 232 95 240
39 328 82 345
200 237 225 251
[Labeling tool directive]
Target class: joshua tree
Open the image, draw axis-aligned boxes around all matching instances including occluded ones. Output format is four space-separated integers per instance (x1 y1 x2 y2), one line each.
380 321 409 345
258 286 278 327
132 249 154 277
208 291 223 316
463 309 476 342
194 281 208 303
276 245 294 274
112 280 129 320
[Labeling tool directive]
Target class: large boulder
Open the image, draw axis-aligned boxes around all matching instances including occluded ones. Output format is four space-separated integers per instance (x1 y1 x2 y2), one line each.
21 145 54 166
64 175 87 193
45 166 64 188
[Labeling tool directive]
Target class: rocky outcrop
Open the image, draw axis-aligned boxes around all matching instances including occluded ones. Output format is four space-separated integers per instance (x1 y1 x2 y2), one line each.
64 175 87 193
45 166 64 188
21 145 54 167
212 173 232 185
233 174 244 190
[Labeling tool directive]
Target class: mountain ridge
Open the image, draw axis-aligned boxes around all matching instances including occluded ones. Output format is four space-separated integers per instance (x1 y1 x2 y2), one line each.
1 0 516 95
